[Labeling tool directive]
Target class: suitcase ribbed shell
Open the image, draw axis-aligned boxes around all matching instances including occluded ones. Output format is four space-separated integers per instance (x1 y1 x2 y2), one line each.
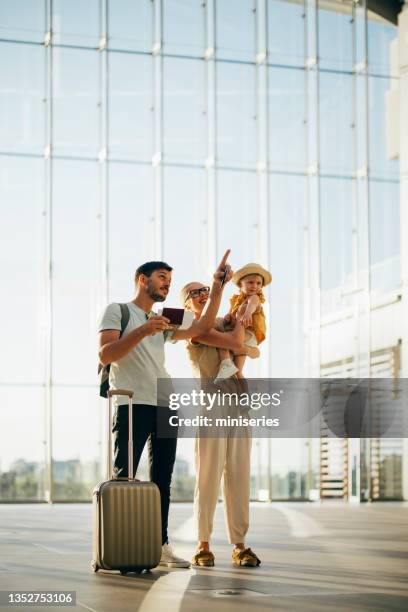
92 480 161 571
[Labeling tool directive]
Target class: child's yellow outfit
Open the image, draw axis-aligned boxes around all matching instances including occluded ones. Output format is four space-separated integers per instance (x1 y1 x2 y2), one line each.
230 290 267 345
213 262 272 382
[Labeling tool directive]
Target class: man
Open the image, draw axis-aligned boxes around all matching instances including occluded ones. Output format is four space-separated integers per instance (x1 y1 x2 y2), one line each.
98 251 232 568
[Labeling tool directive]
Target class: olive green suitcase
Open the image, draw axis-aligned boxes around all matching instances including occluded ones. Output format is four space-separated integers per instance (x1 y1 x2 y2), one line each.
92 389 162 574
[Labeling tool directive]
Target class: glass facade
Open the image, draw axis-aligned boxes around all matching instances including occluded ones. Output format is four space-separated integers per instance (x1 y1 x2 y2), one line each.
0 0 403 502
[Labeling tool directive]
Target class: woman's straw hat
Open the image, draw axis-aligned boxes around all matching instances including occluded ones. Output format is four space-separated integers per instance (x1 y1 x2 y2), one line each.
232 263 272 287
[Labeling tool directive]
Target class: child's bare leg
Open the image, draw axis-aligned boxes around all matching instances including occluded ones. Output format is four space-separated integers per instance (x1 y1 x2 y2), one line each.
214 345 239 384
218 348 231 362
230 324 259 359
234 353 247 377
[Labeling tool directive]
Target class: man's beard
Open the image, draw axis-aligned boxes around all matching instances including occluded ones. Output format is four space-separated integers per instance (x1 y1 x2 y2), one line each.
146 279 167 302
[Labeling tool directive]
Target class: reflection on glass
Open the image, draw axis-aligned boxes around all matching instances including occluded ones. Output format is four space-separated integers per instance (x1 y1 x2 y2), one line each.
216 0 255 61
268 174 305 377
163 0 205 57
369 180 400 295
268 67 305 172
53 48 100 157
320 177 353 314
163 58 206 163
108 52 153 161
0 43 45 154
319 72 353 175
108 0 152 52
216 63 256 168
268 0 305 67
52 161 99 384
52 388 102 501
0 157 45 384
0 0 45 43
369 76 399 180
367 15 398 76
0 388 46 501
53 0 100 47
108 163 155 302
318 3 353 71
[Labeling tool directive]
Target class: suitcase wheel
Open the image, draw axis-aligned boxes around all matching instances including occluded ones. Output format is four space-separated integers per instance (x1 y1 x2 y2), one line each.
91 561 99 573
120 569 128 575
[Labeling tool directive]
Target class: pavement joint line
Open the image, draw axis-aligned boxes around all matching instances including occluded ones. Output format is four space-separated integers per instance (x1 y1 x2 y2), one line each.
274 505 329 538
32 543 67 555
138 568 195 612
77 600 101 612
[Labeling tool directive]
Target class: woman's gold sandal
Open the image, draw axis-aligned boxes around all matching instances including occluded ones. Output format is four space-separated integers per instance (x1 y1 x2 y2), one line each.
192 549 215 567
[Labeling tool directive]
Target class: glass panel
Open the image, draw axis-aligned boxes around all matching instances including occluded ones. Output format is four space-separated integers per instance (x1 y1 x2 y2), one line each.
163 0 205 57
216 170 257 266
53 48 100 158
318 2 353 72
320 177 353 315
268 67 306 173
355 74 367 172
108 163 155 302
0 387 46 501
319 72 353 175
169 439 196 501
0 42 45 155
52 0 100 47
163 57 206 164
52 160 99 385
375 439 404 500
268 174 305 377
162 167 207 298
368 76 399 180
270 439 309 499
216 169 258 344
162 167 207 438
216 0 255 62
0 0 45 43
216 63 256 168
369 180 400 296
52 387 102 500
108 0 152 52
0 157 45 384
367 15 398 77
108 52 153 162
268 0 305 68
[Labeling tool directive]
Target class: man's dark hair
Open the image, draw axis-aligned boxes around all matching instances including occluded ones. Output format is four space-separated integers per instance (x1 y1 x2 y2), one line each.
135 261 173 283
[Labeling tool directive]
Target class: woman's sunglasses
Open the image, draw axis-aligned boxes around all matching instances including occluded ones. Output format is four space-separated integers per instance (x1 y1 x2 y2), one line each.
185 286 210 301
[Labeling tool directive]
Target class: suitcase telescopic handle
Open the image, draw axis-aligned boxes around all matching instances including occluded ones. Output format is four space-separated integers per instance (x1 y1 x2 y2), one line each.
108 389 134 482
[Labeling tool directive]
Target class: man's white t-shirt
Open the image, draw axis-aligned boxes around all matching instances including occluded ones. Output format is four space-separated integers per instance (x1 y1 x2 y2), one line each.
98 302 175 407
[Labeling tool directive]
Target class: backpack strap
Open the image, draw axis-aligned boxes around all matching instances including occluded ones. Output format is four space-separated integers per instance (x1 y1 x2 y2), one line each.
118 303 130 337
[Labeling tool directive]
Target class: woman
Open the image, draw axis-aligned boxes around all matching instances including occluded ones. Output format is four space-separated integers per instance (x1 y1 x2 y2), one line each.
180 281 261 568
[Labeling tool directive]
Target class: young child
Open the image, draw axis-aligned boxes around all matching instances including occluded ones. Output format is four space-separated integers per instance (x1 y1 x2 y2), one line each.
214 263 272 383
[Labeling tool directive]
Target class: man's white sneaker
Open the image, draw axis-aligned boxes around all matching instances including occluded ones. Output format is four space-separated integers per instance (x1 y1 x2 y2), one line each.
159 543 190 568
214 359 239 385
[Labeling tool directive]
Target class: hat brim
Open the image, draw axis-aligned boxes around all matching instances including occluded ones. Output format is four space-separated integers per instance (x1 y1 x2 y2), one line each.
232 265 272 287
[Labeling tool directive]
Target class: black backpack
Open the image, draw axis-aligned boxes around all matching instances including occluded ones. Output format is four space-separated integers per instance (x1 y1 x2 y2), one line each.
98 303 130 398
